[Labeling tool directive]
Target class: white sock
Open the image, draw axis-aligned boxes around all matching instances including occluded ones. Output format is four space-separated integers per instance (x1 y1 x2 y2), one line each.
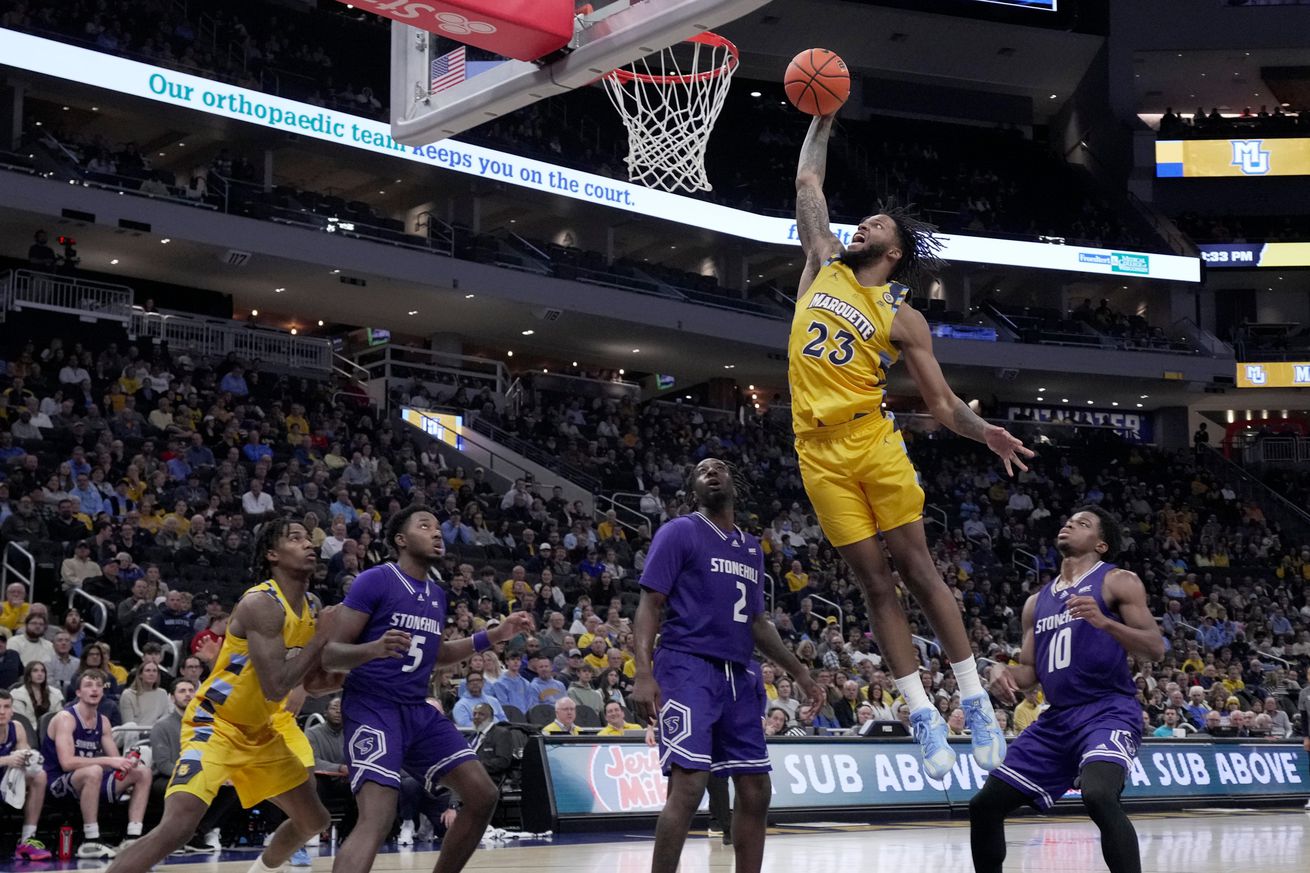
21 825 36 841
952 658 985 699
895 673 934 713
127 821 143 837
84 823 100 840
247 855 281 873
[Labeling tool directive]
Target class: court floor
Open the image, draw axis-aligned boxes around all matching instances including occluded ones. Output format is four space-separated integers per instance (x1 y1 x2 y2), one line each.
8 808 1308 872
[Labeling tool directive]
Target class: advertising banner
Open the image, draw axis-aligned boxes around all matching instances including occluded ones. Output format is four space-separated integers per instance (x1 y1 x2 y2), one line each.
0 28 1199 283
1156 138 1310 178
400 407 464 450
540 738 1309 821
1236 362 1310 389
1005 405 1155 443
1200 242 1310 268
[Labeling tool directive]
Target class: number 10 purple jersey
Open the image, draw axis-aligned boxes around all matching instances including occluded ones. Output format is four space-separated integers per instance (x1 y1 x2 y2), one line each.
342 563 446 703
1032 561 1136 707
639 512 765 666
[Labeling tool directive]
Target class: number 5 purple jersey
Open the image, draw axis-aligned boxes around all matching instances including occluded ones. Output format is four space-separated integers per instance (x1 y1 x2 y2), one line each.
639 512 765 666
342 563 446 703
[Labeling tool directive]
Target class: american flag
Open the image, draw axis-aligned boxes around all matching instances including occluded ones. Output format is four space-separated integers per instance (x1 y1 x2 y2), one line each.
430 46 467 94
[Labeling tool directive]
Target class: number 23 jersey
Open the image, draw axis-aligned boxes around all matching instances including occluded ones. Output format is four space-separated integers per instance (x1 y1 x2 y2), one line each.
342 563 445 703
639 512 765 666
788 259 910 434
1033 561 1137 707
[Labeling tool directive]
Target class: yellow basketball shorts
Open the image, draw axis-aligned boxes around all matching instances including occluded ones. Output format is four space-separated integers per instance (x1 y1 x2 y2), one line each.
166 709 314 808
795 413 925 547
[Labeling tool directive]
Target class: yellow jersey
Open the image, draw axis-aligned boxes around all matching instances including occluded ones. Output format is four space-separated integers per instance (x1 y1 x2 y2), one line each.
788 259 910 434
189 577 316 731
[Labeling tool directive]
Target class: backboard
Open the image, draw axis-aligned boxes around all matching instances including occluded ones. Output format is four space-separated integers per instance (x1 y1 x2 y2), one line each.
383 0 771 146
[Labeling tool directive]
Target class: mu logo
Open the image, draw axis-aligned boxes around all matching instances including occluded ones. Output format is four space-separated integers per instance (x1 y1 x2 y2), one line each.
1230 140 1270 175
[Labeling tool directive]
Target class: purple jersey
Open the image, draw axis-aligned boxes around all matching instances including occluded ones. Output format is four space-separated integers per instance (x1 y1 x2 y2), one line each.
1032 561 1136 707
42 705 102 778
640 512 765 666
0 720 15 755
342 563 446 703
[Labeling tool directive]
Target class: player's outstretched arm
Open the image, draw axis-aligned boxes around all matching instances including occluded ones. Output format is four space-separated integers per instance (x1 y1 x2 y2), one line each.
434 611 534 667
989 594 1039 703
1068 570 1165 662
752 613 823 709
242 594 337 700
895 305 1034 476
320 605 410 673
795 115 844 292
630 590 665 725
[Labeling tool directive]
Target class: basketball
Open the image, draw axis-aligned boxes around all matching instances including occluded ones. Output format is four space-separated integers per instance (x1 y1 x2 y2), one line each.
784 48 850 116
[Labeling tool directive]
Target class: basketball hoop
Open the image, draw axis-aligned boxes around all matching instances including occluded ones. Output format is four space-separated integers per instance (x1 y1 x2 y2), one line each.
602 31 739 193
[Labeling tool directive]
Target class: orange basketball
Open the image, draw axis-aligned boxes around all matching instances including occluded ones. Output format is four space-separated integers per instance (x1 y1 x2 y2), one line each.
784 48 850 116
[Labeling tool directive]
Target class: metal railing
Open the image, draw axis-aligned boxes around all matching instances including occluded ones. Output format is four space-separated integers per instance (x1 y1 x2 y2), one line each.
399 408 591 507
809 593 844 634
924 504 949 531
1170 317 1233 359
0 269 134 323
132 623 182 674
353 343 508 401
468 417 602 493
1198 447 1310 543
2 542 35 603
765 572 776 612
130 307 333 373
69 588 111 638
912 633 943 666
1011 547 1040 578
593 493 649 538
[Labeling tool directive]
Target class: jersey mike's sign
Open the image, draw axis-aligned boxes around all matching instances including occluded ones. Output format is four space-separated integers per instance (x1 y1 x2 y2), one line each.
0 28 1200 283
532 737 1309 827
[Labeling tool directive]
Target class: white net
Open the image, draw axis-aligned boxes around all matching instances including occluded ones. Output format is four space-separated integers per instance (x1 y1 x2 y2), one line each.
602 33 738 193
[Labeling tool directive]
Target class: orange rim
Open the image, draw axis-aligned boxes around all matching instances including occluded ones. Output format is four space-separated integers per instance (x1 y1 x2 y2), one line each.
605 31 738 86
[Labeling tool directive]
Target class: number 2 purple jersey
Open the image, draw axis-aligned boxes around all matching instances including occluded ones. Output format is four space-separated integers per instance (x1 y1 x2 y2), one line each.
639 512 765 666
1032 561 1136 707
342 563 446 703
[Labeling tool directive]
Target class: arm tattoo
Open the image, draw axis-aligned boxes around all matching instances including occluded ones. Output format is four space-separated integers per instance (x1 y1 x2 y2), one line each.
795 117 839 259
796 116 833 182
950 396 990 442
796 186 832 255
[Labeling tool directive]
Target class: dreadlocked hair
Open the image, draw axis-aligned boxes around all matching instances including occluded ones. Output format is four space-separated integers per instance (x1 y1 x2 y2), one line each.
882 202 946 292
682 461 754 511
251 516 296 582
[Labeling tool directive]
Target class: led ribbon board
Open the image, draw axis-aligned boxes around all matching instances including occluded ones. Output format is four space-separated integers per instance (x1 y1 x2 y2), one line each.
1236 362 1310 389
0 29 1198 282
1199 243 1310 268
1157 138 1310 178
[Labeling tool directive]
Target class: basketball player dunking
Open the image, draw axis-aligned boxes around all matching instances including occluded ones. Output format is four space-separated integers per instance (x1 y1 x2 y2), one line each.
971 506 1163 873
792 113 1033 776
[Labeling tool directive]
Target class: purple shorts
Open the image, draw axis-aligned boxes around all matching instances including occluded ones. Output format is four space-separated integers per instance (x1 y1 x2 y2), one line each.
48 768 124 804
992 694 1142 810
653 647 769 777
342 692 477 794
